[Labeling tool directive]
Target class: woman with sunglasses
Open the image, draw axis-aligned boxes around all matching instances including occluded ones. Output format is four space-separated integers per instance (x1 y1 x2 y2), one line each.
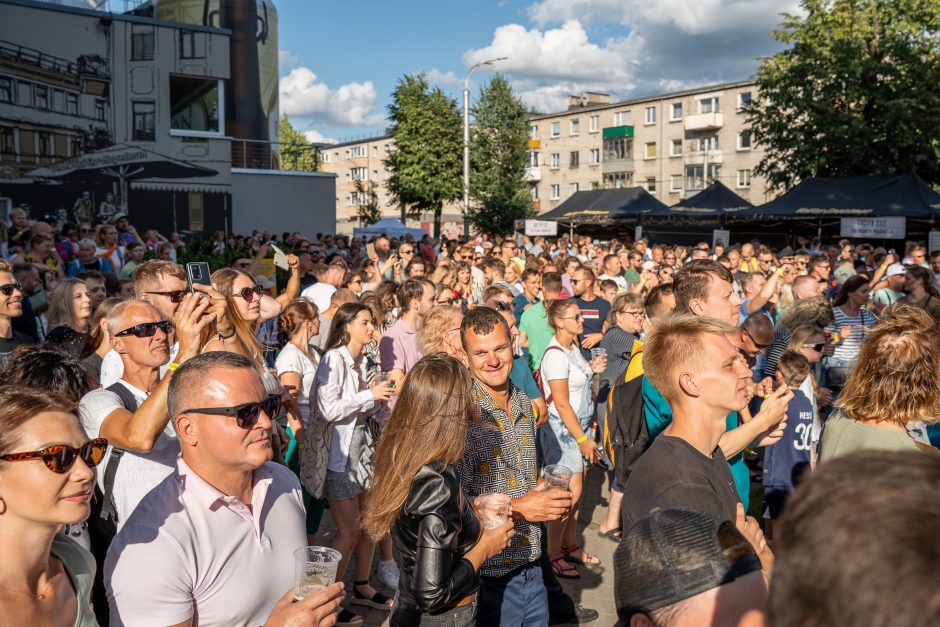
595 293 646 542
0 386 107 626
540 299 605 579
46 279 92 359
302 303 394 625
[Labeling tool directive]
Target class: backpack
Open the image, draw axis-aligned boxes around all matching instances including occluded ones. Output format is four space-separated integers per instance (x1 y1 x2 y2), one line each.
534 345 565 405
602 345 650 487
88 381 138 627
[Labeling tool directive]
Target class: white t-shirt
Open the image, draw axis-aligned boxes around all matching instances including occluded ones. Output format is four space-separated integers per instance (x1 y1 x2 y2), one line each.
79 381 179 529
301 282 337 313
99 342 178 389
540 337 592 416
274 342 319 425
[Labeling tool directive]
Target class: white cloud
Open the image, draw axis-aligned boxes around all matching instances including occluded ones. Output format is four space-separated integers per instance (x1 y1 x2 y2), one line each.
278 49 300 71
303 129 337 145
425 68 461 87
279 67 385 127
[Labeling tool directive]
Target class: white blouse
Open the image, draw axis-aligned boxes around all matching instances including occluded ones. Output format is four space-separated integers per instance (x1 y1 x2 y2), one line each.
312 345 375 472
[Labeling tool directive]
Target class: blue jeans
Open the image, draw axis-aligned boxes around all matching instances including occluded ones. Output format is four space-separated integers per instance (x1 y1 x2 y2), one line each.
479 562 549 626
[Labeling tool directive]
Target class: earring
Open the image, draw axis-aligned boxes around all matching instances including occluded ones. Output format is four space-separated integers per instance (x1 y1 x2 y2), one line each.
0 497 6 515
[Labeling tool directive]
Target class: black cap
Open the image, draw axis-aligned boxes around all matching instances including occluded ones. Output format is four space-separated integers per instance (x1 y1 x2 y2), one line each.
614 509 762 623
778 246 794 258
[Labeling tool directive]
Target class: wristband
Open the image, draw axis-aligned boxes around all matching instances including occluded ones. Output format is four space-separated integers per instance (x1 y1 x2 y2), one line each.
576 435 588 444
832 333 840 343
167 362 181 372
777 268 785 277
879 264 888 270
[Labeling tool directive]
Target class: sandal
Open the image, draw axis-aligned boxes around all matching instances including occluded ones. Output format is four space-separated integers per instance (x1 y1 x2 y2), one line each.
351 580 393 610
550 553 580 579
597 527 623 542
336 608 363 626
562 544 602 566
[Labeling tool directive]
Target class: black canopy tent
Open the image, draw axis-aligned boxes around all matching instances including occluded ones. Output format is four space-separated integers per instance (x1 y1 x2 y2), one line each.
643 182 754 240
537 187 667 237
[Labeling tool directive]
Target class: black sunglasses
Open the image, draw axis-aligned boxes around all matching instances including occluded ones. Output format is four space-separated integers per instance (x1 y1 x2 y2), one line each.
493 301 512 312
0 438 108 473
115 320 174 338
238 285 263 302
182 394 282 429
804 342 825 352
145 290 187 304
0 282 22 296
743 327 772 350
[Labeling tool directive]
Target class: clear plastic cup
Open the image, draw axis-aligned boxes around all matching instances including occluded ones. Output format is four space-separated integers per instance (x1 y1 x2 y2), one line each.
294 546 341 601
541 464 573 491
590 347 607 361
477 493 511 529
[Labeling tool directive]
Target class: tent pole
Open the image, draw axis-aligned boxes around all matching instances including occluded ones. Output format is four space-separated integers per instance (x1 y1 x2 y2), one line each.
817 218 822 241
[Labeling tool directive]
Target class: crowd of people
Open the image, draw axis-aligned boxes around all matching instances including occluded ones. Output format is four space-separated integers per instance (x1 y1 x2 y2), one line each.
1 208 940 627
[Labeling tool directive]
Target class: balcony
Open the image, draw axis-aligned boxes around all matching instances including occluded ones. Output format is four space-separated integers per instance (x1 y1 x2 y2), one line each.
524 166 541 182
529 139 541 149
684 112 724 131
602 159 633 175
684 149 723 165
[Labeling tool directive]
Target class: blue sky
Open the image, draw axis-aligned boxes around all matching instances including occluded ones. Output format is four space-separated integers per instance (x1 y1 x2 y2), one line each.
276 0 800 143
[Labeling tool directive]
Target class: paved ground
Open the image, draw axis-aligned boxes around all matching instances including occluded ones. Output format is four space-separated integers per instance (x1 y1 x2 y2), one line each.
317 466 619 626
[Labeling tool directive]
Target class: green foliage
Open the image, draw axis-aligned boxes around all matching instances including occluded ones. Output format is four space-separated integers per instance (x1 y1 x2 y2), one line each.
278 115 320 172
384 74 463 237
354 178 382 226
469 75 533 235
749 0 940 192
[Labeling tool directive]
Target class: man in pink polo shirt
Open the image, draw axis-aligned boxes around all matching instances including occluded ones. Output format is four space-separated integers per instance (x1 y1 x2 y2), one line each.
105 352 344 627
378 277 434 399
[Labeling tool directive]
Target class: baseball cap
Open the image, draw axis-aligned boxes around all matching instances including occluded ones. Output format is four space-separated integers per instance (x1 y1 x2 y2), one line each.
886 263 906 278
614 509 761 623
641 260 658 271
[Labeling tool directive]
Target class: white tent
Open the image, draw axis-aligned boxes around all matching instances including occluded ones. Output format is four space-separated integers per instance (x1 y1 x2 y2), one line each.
353 218 426 240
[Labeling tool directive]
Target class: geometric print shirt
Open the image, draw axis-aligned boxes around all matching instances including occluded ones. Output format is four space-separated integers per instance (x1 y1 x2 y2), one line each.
460 379 541 577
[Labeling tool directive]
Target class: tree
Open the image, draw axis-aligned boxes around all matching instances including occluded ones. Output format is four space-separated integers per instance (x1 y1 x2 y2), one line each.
354 178 382 226
749 0 940 192
469 75 533 235
278 115 320 172
384 74 462 237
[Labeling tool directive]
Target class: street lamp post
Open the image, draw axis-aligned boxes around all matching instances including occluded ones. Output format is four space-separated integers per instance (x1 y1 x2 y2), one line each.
463 56 507 239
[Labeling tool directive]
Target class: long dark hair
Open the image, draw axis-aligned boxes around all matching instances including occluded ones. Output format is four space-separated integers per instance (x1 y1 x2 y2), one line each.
833 274 869 307
324 302 373 351
905 265 938 296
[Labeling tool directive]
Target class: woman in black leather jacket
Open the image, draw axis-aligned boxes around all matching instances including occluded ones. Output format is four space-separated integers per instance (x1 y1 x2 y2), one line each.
364 353 514 626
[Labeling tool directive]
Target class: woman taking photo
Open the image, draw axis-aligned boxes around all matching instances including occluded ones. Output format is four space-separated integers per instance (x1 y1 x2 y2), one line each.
824 274 876 393
900 265 940 327
364 354 514 626
46 279 92 359
819 306 940 461
540 298 605 578
302 303 394 626
0 386 107 626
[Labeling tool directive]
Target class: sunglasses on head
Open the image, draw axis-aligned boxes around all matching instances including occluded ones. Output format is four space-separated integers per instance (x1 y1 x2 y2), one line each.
145 290 186 304
0 282 22 296
0 438 108 473
238 285 263 302
116 319 174 338
804 342 825 352
182 394 282 429
493 301 512 312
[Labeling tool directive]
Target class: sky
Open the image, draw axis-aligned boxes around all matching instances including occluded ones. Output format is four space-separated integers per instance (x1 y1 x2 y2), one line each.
276 0 802 144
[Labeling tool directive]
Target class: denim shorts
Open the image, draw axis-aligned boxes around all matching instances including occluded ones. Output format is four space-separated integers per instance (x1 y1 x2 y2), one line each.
540 411 593 473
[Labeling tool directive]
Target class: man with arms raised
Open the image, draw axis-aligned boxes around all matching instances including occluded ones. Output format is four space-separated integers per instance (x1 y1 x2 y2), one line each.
106 352 344 626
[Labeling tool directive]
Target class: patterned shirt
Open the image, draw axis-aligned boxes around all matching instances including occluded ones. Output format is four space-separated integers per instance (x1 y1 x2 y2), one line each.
460 380 541 577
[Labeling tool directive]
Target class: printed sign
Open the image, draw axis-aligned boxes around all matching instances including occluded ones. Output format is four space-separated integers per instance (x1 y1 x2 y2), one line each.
840 217 906 240
712 229 731 250
524 219 558 236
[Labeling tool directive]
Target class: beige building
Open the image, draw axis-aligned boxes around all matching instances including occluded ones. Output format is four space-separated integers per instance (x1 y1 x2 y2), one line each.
322 80 768 234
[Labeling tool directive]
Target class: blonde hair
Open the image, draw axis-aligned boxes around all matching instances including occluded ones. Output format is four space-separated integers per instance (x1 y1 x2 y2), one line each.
644 314 736 402
417 306 462 356
277 298 318 343
778 296 834 331
835 305 940 425
209 268 264 366
787 324 825 351
603 292 645 333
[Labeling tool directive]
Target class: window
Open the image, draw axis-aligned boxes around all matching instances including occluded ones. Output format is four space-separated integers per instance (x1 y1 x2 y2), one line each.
349 146 366 157
34 85 48 109
531 186 538 200
188 192 204 231
569 151 579 167
699 135 719 151
0 126 15 154
321 152 331 163
614 111 631 126
686 164 721 190
670 102 683 120
737 169 751 188
644 106 656 125
132 102 156 141
179 31 206 59
373 146 378 156
589 115 599 132
644 142 657 159
738 92 752 110
350 167 367 180
66 93 78 115
645 177 656 193
0 78 11 103
169 76 220 134
698 97 719 113
604 137 632 161
38 131 53 157
551 121 560 138
737 130 752 150
604 172 632 189
529 150 540 167
132 26 155 60
529 124 539 139
550 184 560 200
550 153 560 169
670 139 682 156
670 174 683 192
570 119 580 135
95 100 106 121
569 182 579 195
589 148 600 164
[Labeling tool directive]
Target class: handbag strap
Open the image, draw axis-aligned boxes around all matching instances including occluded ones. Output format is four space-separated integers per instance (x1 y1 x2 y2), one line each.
99 382 140 521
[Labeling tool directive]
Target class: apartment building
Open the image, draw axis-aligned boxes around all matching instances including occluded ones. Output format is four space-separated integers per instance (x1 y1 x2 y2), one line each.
526 81 768 212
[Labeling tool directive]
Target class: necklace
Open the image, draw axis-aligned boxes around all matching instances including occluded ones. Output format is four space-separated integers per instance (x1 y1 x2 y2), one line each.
0 573 55 599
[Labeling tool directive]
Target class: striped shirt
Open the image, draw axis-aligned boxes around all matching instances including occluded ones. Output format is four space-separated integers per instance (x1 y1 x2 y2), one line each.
828 306 876 362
